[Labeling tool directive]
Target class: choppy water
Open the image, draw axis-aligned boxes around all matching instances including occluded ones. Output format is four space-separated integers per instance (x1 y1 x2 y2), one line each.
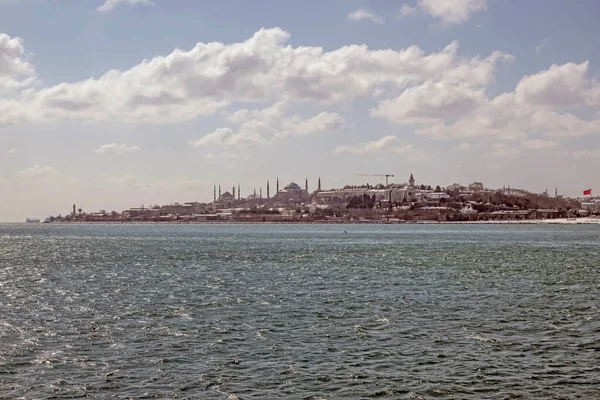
1 223 599 399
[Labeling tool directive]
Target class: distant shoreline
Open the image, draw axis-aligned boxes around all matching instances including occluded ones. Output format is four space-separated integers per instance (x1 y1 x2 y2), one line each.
21 218 600 225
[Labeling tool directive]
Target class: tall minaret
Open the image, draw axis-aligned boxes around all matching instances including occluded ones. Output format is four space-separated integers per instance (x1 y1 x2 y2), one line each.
219 185 221 198
267 180 270 198
305 178 308 192
232 185 236 199
276 178 279 193
318 177 321 191
254 188 256 198
260 187 263 199
238 184 241 200
213 185 216 202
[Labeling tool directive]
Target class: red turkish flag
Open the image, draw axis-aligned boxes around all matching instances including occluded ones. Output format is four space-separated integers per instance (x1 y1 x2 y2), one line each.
583 189 592 195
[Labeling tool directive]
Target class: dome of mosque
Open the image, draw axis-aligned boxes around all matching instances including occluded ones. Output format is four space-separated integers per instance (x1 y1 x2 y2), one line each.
284 182 302 191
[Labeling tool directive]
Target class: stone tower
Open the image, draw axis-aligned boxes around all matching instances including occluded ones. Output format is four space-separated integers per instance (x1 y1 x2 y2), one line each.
409 173 415 187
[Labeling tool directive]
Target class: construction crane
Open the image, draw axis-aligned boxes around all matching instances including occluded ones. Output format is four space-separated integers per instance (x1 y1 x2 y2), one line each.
353 173 395 186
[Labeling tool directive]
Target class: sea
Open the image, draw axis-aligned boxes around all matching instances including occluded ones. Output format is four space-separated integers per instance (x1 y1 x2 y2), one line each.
1 223 599 399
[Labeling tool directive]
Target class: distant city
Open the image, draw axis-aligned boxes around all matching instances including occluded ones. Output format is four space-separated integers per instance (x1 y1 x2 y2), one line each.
41 173 598 224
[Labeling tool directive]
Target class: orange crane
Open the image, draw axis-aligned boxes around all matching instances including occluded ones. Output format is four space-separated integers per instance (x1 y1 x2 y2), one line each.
353 173 395 186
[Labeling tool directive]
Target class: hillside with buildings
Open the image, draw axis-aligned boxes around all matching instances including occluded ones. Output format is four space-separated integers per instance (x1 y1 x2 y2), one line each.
43 174 597 224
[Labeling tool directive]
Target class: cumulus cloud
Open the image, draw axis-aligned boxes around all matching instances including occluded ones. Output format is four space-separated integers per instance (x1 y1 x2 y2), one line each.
97 0 153 12
0 28 517 125
514 62 598 108
407 61 600 143
16 165 58 180
372 80 487 124
348 8 385 24
334 135 413 154
95 143 140 154
191 102 344 147
0 33 36 99
401 0 487 25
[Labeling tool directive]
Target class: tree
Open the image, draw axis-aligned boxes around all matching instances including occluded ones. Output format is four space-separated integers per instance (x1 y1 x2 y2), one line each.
78 208 82 216
435 185 442 193
468 182 484 192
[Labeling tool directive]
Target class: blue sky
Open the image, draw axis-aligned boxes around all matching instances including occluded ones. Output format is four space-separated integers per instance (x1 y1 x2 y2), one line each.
1 0 599 221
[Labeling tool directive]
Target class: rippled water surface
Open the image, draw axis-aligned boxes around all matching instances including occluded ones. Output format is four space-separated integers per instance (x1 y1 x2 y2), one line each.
1 223 599 399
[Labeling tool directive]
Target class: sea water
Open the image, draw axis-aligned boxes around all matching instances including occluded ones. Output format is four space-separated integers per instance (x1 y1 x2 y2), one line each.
1 223 599 399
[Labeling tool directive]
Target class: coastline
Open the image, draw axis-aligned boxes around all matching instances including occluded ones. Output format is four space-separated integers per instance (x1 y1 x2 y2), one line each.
35 217 600 225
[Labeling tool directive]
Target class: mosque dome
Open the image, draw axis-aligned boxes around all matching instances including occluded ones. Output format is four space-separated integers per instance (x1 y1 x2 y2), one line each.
284 182 302 191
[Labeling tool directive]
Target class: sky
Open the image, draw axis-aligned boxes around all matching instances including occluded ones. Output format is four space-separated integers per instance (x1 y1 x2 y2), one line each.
1 0 600 221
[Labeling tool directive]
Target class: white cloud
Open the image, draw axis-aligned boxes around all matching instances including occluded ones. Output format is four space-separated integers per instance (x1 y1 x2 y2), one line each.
0 28 516 125
535 38 551 55
191 102 344 147
16 165 58 180
400 4 417 16
334 135 413 154
412 61 600 142
6 147 17 154
372 80 487 124
535 44 545 55
0 33 36 100
97 0 153 12
514 62 597 108
95 143 140 154
402 0 487 25
190 127 264 147
348 8 385 24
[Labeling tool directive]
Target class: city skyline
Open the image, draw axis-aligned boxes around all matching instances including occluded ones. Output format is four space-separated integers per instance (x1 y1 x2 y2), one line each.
1 0 600 221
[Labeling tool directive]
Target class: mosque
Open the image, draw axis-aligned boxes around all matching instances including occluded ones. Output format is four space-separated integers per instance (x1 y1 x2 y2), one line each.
213 177 322 206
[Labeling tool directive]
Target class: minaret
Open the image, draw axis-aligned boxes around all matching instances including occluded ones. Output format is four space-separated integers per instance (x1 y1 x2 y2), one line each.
232 185 236 199
260 187 263 199
267 180 270 198
409 173 415 188
219 185 221 198
72 204 76 216
318 177 321 191
213 185 216 202
276 178 279 193
238 184 241 200
305 178 308 192
254 188 256 198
